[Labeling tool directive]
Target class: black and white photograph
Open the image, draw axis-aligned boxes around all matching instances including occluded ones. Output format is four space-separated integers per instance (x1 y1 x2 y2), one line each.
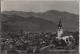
0 0 79 54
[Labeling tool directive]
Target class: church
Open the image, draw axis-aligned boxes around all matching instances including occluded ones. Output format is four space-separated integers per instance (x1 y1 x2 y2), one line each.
53 18 75 49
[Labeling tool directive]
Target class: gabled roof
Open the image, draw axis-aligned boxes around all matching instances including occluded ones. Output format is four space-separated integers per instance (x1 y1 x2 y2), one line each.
61 31 72 37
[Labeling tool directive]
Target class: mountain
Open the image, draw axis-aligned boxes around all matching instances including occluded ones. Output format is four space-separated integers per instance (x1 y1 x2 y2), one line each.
1 15 57 32
1 10 79 32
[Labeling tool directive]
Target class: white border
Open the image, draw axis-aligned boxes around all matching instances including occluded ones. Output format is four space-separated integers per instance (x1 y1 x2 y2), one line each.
79 0 80 54
1 0 79 1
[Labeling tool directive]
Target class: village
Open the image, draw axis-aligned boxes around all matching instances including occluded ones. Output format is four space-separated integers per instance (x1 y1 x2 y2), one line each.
0 19 79 54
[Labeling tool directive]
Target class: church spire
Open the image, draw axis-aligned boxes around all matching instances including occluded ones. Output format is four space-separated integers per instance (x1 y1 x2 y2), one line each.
57 18 63 39
58 18 63 28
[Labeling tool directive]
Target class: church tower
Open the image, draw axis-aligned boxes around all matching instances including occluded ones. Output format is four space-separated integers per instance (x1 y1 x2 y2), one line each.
57 18 63 39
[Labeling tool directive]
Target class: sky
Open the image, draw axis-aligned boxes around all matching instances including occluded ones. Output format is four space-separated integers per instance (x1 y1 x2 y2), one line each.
1 0 79 14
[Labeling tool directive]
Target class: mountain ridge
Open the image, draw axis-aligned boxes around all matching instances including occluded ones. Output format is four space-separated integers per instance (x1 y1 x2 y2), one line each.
1 10 79 32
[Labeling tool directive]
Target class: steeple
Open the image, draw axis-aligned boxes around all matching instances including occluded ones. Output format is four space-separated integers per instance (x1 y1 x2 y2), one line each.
57 18 63 39
58 18 63 29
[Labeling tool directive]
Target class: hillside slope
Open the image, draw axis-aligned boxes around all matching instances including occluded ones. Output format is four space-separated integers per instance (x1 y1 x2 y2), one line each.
1 10 79 32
